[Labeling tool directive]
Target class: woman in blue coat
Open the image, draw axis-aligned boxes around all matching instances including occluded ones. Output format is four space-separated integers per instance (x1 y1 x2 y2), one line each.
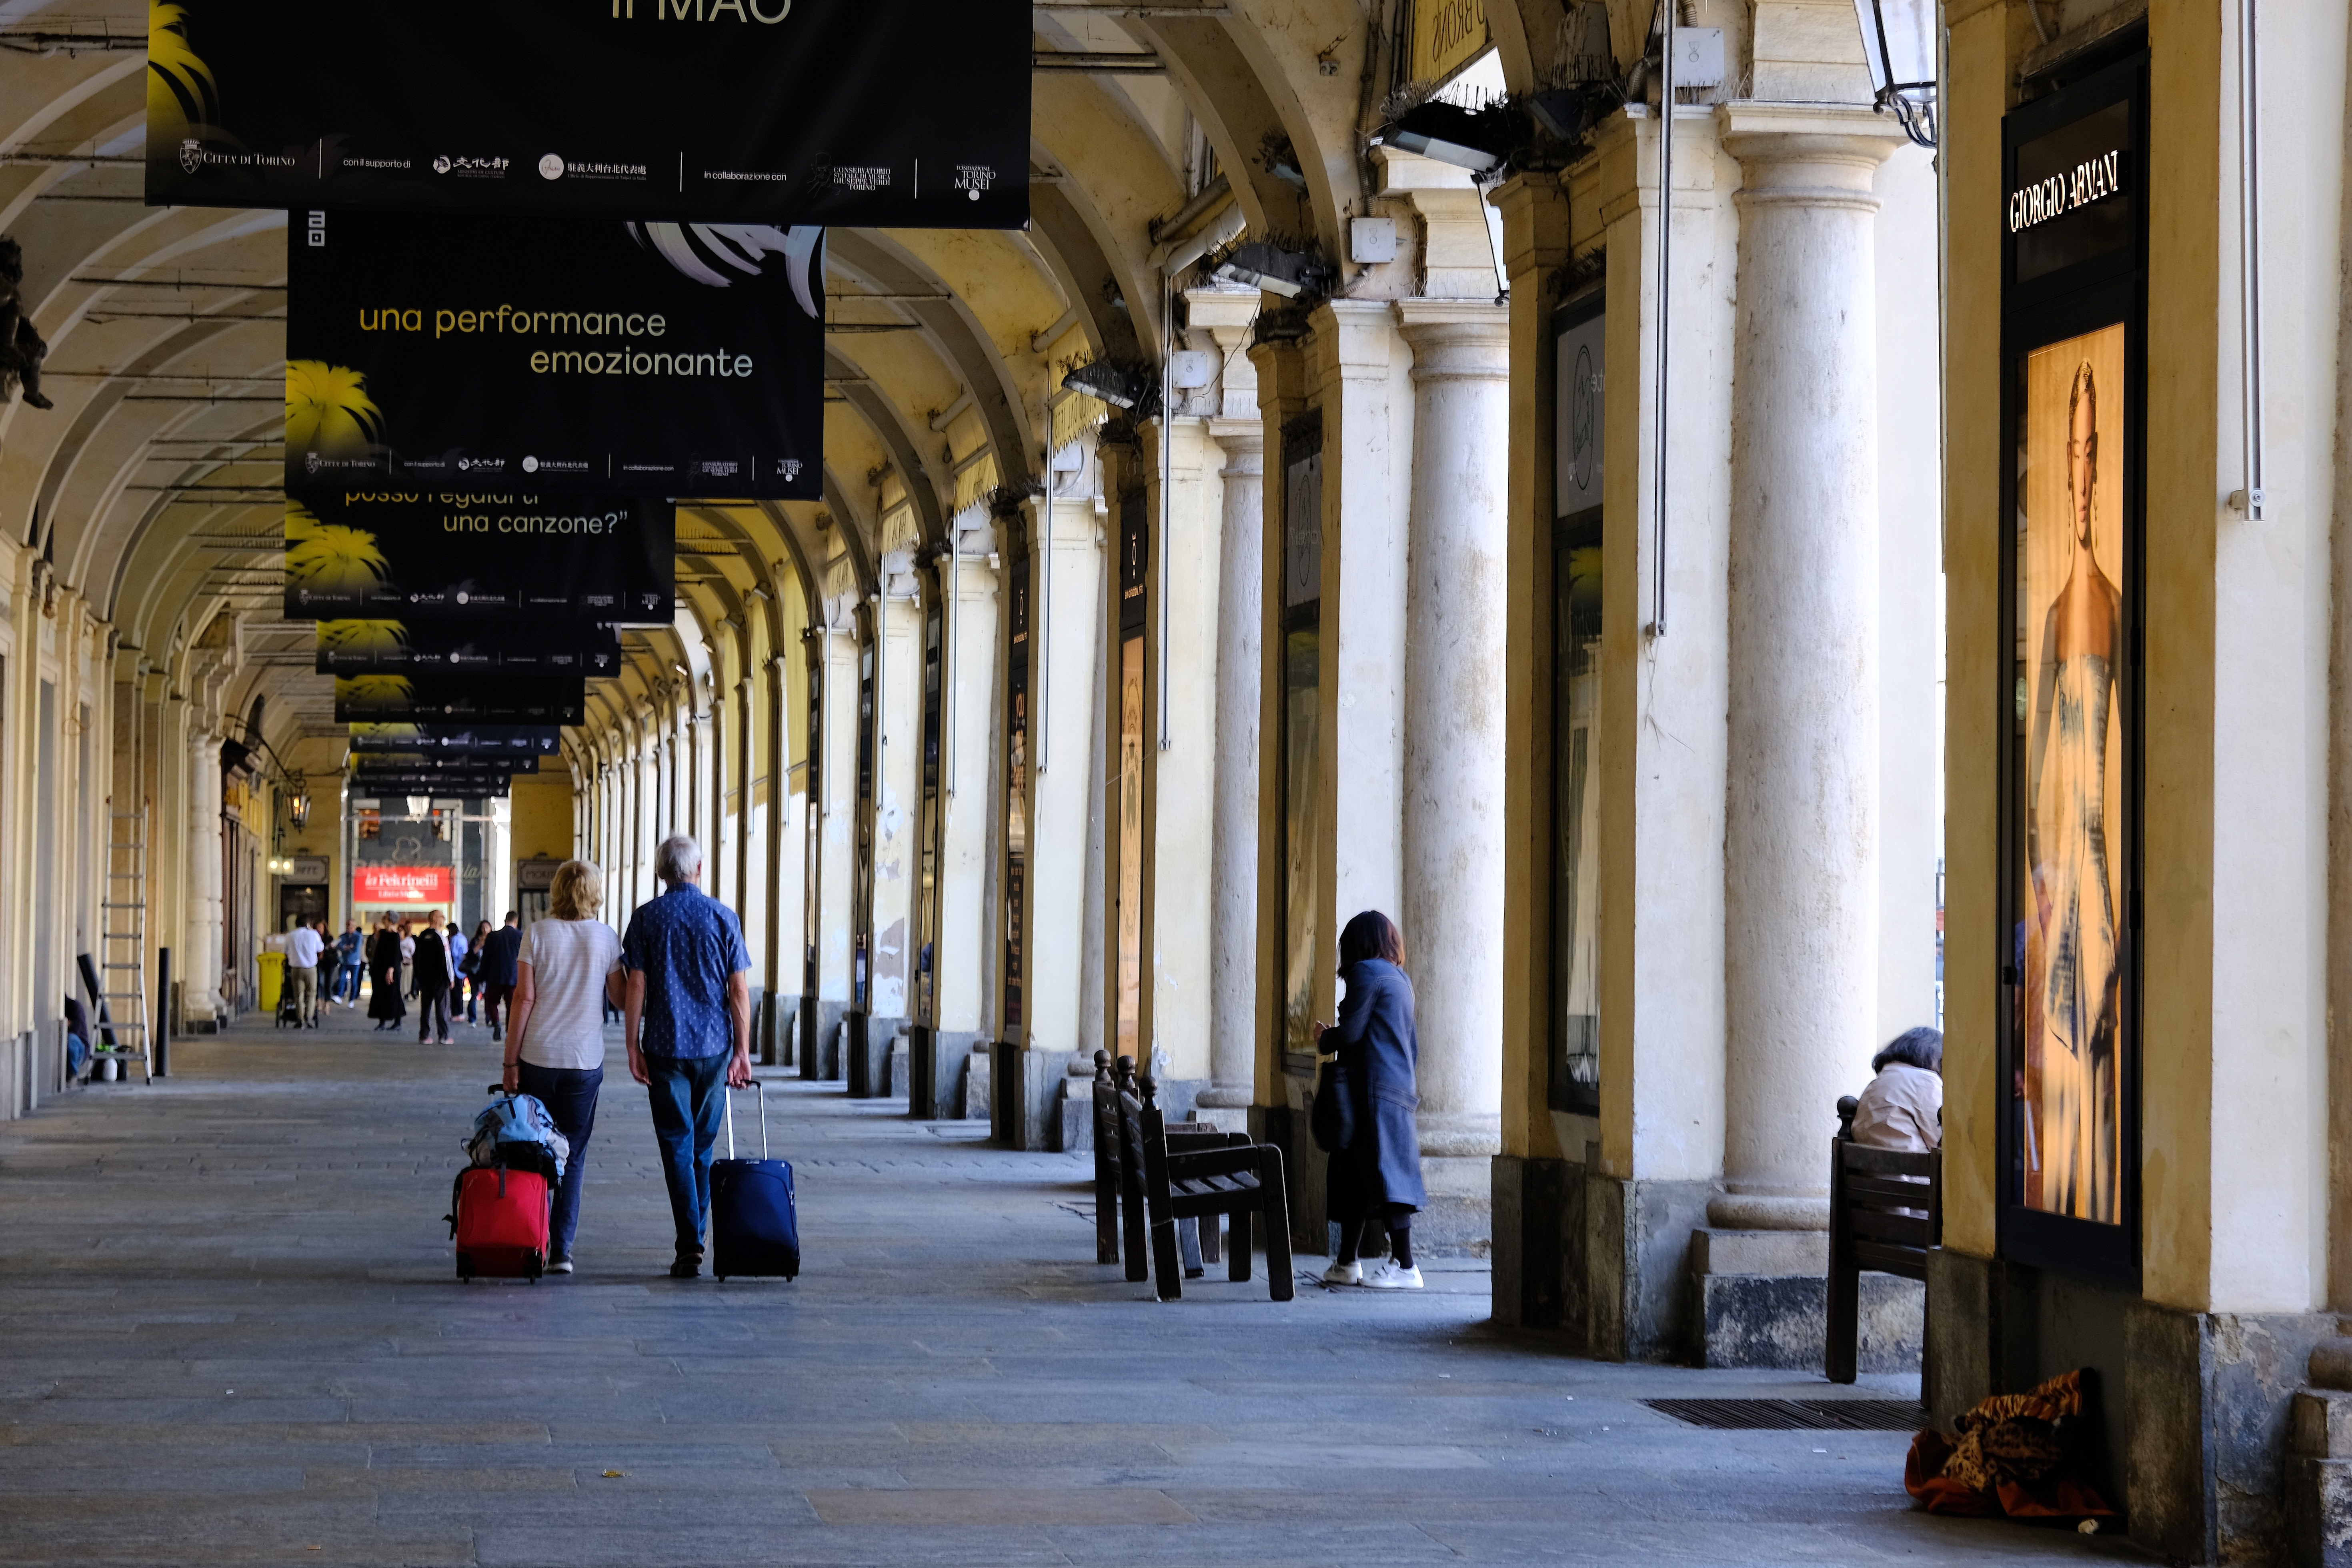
1310 910 1428 1289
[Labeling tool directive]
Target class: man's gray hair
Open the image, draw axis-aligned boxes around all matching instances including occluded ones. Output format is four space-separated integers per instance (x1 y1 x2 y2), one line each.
654 833 704 885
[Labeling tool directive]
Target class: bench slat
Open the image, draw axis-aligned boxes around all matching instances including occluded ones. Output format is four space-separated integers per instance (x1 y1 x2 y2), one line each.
1846 1207 1933 1246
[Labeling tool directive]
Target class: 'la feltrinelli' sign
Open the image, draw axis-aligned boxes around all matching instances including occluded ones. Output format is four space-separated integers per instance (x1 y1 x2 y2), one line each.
2009 148 2124 234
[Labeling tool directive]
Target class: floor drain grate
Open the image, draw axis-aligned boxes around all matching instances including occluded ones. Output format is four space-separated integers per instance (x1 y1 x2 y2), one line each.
1644 1398 1927 1432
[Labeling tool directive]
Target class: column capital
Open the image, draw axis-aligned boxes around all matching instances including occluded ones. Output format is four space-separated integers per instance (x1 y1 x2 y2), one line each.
1393 297 1511 381
1205 417 1264 471
1306 296 1399 376
1715 102 1905 205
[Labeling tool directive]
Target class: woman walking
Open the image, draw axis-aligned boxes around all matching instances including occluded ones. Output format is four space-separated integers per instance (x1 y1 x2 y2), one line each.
462 919 491 1023
1311 910 1428 1290
500 860 623 1275
365 916 406 1031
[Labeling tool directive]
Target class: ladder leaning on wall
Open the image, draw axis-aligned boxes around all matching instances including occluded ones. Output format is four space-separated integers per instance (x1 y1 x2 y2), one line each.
94 809 153 1084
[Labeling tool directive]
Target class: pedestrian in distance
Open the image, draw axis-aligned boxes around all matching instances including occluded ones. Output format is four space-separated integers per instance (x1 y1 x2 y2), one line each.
311 917 341 1024
500 860 624 1275
622 833 754 1280
283 915 324 1030
413 910 454 1045
444 918 470 1023
398 919 416 998
461 919 490 1022
366 915 406 1031
1311 910 1429 1290
335 922 364 1004
479 911 523 1040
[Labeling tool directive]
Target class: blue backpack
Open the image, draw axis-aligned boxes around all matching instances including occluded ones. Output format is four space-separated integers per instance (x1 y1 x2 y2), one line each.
467 1093 570 1181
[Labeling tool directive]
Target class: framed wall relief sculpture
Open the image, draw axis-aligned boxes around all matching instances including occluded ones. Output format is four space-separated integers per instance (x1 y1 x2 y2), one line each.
1999 50 2146 1283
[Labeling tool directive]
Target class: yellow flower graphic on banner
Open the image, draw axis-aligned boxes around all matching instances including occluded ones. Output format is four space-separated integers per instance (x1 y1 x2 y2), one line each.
284 501 389 596
317 619 408 657
348 723 421 744
148 3 219 133
286 360 385 457
336 676 416 711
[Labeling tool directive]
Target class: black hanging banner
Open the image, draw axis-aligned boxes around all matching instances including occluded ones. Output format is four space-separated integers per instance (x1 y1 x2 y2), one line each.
334 676 586 725
348 724 564 757
318 619 619 677
288 211 822 497
145 0 1029 228
284 493 672 622
351 773 514 799
348 761 541 780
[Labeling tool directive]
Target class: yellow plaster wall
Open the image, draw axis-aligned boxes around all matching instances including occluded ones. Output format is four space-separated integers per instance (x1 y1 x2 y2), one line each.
510 773 575 869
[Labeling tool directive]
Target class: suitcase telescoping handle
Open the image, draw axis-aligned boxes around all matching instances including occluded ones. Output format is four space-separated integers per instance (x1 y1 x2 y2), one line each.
723 1079 768 1161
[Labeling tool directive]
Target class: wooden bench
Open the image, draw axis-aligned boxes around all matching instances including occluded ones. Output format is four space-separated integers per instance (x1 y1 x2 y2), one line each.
1089 1051 1233 1280
1121 1070 1293 1302
1826 1093 1940 1384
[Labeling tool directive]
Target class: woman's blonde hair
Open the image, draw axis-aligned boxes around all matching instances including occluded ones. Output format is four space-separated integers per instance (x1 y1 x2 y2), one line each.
549 859 605 920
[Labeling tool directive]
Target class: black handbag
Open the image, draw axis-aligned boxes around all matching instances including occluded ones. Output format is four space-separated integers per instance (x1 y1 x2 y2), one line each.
1309 1055 1355 1152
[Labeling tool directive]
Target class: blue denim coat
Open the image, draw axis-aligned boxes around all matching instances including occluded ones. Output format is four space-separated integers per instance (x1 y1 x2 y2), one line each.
1325 959 1427 1212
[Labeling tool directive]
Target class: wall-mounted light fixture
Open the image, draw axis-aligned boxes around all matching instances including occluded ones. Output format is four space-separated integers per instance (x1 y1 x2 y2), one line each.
1852 0 1936 147
288 777 312 829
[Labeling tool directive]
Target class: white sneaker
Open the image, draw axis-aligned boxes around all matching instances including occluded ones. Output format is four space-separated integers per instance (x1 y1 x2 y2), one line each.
1322 1260 1363 1287
1362 1260 1423 1290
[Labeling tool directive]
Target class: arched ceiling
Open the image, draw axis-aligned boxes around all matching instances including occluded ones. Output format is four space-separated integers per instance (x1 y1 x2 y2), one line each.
0 0 1464 776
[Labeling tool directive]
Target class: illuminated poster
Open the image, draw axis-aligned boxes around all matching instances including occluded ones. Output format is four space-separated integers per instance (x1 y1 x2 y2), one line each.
145 0 1030 228
287 210 821 497
1281 429 1324 1059
1000 551 1029 1031
282 493 672 622
1116 635 1145 1064
2014 322 2128 1225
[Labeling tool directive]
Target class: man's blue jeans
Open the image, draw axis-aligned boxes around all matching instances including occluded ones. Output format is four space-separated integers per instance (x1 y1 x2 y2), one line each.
644 1053 728 1257
515 1061 602 1260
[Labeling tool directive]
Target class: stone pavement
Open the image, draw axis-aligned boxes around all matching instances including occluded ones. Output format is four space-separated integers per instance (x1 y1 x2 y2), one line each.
0 1003 2136 1566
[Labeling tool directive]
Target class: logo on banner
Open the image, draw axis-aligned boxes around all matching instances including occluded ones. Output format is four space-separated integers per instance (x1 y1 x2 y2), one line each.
181 138 204 174
778 459 802 482
540 154 566 180
954 164 996 202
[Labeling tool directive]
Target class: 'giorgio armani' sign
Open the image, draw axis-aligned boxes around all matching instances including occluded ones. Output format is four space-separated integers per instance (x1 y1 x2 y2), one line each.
2009 148 2124 234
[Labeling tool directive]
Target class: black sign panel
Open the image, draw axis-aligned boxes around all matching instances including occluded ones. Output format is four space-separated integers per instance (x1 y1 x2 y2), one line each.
334 676 586 725
288 211 821 497
285 493 672 622
349 725 563 757
349 753 540 775
318 619 619 677
145 0 1028 228
351 774 512 799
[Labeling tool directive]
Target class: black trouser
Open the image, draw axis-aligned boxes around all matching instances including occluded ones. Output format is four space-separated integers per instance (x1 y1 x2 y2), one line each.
416 985 450 1041
1335 1201 1416 1269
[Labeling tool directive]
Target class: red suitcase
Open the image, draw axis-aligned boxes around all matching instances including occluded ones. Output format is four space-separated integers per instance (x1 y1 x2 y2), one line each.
448 1165 552 1281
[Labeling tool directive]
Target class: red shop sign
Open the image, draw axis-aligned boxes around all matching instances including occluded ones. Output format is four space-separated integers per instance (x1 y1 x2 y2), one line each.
353 865 454 905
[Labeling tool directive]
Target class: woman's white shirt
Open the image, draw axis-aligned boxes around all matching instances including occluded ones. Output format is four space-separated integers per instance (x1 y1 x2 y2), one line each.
515 918 622 1072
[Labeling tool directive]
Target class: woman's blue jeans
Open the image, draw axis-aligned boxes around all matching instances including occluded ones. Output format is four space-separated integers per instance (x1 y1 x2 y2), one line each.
514 1061 602 1260
643 1053 728 1257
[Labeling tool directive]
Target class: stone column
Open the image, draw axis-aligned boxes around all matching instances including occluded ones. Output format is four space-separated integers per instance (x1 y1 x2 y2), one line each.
184 725 223 1023
1711 106 1900 1228
1199 419 1263 1119
1394 299 1512 1157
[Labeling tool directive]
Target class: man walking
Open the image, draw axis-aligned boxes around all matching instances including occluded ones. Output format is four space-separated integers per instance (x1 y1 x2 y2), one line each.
284 915 324 1030
622 833 753 1280
479 910 523 1040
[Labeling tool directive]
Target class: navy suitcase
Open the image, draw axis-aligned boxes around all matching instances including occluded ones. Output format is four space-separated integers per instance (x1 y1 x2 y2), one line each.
711 1081 799 1281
